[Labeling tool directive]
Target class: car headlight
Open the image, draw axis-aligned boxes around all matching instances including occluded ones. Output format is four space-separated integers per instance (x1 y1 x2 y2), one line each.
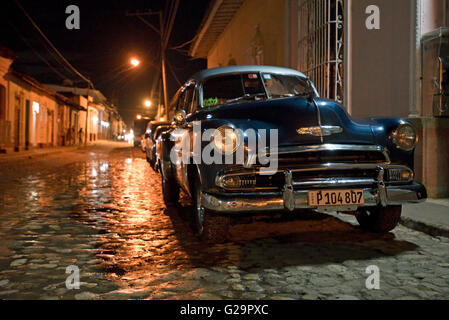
392 123 418 151
212 125 242 155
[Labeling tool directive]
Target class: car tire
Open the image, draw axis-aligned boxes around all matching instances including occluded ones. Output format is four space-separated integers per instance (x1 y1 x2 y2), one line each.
160 162 179 206
192 175 229 244
356 205 402 233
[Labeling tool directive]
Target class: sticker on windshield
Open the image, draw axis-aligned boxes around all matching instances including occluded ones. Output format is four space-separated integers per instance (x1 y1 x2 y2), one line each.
204 97 218 107
248 74 258 79
263 74 272 80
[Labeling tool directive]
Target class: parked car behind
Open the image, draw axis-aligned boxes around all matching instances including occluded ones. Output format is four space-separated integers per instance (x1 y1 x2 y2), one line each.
157 65 427 243
133 119 148 148
144 121 171 170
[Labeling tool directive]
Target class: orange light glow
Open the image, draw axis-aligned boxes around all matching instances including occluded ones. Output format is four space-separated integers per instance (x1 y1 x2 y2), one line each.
130 58 141 67
136 114 142 120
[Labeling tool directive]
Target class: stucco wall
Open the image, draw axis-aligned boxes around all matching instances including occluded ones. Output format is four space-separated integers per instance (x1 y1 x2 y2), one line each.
423 0 448 34
207 0 288 68
0 57 13 121
8 79 58 147
350 0 413 119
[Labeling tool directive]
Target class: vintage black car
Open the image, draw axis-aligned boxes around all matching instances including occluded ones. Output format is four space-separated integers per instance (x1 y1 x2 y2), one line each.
144 121 171 170
157 66 427 243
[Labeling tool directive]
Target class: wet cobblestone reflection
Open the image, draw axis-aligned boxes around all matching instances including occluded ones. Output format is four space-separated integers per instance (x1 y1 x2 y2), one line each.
0 146 448 300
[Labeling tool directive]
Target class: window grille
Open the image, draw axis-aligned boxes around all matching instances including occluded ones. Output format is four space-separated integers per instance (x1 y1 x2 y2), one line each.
298 0 344 103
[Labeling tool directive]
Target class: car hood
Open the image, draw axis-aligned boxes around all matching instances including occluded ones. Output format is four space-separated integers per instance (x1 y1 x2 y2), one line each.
192 97 375 147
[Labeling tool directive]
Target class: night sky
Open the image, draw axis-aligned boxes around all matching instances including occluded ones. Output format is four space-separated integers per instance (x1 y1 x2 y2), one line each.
0 0 210 126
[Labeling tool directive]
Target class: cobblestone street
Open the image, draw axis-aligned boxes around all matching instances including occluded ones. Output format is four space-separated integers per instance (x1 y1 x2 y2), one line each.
0 144 448 300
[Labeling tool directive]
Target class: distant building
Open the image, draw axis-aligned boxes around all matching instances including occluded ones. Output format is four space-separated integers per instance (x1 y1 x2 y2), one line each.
44 84 126 143
190 0 449 198
0 46 126 152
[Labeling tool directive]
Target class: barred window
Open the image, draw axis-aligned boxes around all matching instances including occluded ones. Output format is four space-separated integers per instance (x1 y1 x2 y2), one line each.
298 0 344 103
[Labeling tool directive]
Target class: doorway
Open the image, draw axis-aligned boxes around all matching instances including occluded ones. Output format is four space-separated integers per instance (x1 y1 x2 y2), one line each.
14 107 20 152
32 101 39 147
25 100 30 150
47 109 54 146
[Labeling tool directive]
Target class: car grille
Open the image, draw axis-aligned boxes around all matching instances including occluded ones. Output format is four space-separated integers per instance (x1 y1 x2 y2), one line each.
231 145 391 191
273 149 387 168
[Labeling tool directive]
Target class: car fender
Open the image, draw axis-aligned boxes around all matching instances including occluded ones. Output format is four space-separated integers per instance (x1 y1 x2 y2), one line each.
158 131 177 181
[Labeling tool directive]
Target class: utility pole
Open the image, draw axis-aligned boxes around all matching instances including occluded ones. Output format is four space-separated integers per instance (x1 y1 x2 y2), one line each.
159 10 169 122
126 0 180 121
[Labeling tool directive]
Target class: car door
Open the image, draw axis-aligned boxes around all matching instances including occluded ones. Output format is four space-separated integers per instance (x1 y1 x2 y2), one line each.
174 82 197 193
145 123 152 158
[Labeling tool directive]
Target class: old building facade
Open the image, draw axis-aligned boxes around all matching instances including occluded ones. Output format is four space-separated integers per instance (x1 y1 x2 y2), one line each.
0 47 126 153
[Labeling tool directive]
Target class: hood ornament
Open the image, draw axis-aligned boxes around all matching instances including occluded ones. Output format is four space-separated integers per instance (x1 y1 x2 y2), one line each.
297 126 343 137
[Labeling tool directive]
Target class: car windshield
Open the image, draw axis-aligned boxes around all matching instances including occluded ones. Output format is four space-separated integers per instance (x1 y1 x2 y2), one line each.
201 72 310 108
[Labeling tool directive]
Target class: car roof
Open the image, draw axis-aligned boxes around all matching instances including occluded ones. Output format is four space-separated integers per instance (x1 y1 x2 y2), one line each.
191 65 307 82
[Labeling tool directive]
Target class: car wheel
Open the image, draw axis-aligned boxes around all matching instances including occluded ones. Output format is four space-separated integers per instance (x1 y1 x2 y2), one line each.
356 205 402 233
160 162 179 206
192 175 229 244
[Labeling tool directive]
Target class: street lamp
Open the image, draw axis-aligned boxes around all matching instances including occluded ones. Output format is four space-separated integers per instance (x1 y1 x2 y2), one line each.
130 58 141 67
136 114 142 120
144 100 152 107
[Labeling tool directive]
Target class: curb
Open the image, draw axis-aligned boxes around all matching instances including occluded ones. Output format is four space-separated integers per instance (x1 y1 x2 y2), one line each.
0 147 81 163
400 217 449 238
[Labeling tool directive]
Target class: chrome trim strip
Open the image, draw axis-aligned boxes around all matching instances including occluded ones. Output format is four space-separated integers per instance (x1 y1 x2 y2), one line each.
296 126 343 137
322 126 344 136
256 162 389 176
272 143 387 155
270 144 391 164
292 178 376 188
247 144 390 168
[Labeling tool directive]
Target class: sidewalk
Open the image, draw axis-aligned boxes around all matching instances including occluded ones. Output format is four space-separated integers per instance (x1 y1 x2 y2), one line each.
402 200 449 238
0 145 80 163
0 140 131 163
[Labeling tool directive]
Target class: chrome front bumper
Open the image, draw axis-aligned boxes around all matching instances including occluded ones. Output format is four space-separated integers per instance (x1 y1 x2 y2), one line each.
201 168 427 214
201 185 426 214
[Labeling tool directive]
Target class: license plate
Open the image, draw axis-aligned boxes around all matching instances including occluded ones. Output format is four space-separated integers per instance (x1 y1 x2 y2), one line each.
308 189 365 207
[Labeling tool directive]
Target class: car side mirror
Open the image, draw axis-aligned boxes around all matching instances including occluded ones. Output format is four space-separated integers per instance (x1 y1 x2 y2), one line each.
174 110 186 125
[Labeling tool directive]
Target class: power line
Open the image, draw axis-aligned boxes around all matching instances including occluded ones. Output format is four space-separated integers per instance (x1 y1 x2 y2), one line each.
8 20 69 81
12 15 78 79
166 60 182 87
14 0 93 88
170 35 198 50
163 0 180 50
